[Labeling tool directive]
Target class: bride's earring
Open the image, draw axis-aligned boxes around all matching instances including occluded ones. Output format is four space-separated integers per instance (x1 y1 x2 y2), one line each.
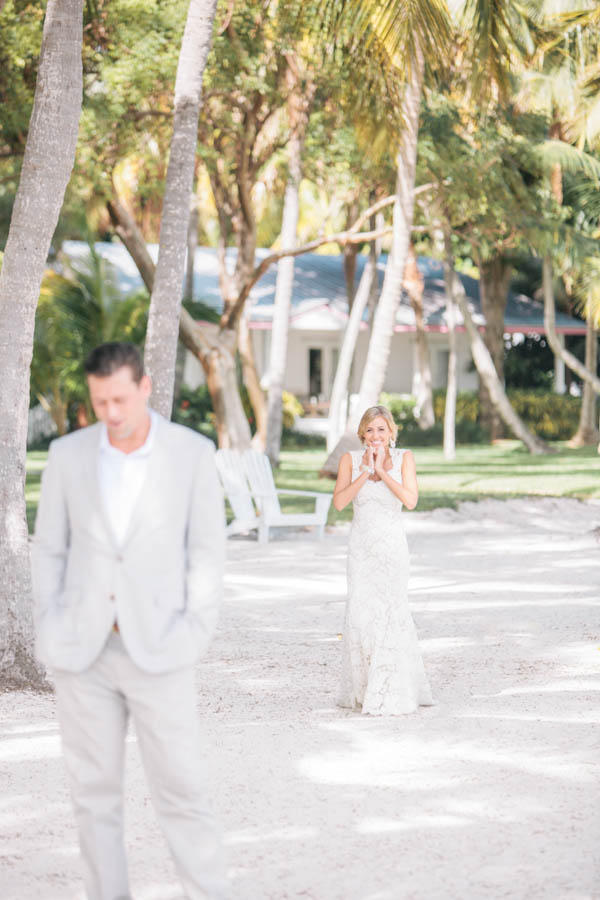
389 438 396 449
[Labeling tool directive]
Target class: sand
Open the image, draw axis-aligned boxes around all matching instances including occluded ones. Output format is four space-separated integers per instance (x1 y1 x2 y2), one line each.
1 497 599 900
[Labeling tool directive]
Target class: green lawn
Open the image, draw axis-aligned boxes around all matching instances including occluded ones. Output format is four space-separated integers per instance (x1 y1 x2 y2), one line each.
25 441 600 533
275 441 600 524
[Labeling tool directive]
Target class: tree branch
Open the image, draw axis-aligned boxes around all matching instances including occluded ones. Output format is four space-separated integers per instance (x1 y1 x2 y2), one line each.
221 223 393 330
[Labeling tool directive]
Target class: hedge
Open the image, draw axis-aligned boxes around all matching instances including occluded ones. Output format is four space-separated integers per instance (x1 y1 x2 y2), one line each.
381 389 586 443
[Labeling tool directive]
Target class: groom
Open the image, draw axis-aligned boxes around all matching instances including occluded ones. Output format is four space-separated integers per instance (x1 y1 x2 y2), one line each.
32 342 227 900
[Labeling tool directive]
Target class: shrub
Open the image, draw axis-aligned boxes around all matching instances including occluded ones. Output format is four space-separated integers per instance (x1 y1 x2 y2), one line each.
282 390 304 429
379 392 418 423
508 390 584 440
381 391 486 445
432 388 584 441
173 384 306 440
281 428 326 448
173 384 214 432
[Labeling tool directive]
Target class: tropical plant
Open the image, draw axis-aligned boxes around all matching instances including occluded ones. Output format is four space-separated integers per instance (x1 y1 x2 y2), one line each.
31 247 149 433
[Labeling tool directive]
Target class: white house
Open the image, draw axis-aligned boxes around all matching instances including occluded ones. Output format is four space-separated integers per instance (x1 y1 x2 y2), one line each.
61 242 586 401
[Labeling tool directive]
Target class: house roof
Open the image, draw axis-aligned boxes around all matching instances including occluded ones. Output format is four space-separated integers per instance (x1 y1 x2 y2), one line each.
60 241 586 335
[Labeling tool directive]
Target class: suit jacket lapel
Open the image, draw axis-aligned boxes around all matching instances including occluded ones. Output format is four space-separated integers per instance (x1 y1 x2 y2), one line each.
82 424 120 550
120 415 169 548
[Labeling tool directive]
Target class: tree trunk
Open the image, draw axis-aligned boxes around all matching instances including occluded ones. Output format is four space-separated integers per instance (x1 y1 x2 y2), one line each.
238 308 267 449
188 324 251 448
542 256 600 392
477 256 511 440
570 312 599 446
264 64 312 466
0 0 84 689
326 255 376 453
442 230 457 461
404 242 434 429
144 0 217 419
265 130 302 464
320 52 423 476
451 264 548 454
107 196 156 292
107 193 252 448
184 191 199 301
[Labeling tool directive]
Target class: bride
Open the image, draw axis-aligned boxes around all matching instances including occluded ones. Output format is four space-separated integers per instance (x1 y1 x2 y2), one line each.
333 405 433 715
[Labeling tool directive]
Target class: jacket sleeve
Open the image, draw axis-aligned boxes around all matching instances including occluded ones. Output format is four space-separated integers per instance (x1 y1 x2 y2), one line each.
31 441 70 632
184 439 226 656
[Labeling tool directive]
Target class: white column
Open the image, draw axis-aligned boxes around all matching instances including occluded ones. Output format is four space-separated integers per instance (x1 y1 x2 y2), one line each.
554 333 566 394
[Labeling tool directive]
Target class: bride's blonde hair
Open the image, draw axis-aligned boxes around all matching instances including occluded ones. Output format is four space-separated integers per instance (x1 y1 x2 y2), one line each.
357 405 398 444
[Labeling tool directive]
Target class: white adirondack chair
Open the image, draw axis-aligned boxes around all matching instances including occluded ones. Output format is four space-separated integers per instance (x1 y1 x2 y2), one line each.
243 449 332 543
215 449 263 538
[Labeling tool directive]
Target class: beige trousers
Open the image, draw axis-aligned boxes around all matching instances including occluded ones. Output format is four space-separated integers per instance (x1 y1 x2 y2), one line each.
53 631 226 900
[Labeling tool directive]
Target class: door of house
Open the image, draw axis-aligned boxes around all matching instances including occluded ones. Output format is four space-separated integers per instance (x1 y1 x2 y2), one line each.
309 348 323 398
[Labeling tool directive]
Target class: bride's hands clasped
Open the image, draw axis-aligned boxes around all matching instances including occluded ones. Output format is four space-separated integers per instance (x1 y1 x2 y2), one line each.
373 445 387 476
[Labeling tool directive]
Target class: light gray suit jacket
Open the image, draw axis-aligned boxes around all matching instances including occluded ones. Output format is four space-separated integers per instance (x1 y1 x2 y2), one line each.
32 414 226 674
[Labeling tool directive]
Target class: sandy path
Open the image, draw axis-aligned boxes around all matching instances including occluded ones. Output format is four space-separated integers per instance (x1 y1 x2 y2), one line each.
1 497 599 900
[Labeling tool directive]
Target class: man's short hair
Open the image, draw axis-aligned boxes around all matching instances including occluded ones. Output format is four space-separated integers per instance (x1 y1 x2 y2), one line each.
84 342 144 383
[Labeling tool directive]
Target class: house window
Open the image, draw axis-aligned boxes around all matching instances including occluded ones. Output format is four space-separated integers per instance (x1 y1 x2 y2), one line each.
309 348 323 397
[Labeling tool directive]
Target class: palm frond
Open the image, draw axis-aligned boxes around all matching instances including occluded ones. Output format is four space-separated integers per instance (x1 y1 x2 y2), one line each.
458 0 543 99
533 138 600 183
319 0 452 78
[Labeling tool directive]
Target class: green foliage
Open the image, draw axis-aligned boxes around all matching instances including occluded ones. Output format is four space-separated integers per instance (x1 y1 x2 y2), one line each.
380 391 486 445
431 388 584 441
504 334 555 389
172 384 216 439
432 389 479 425
31 247 149 430
508 390 585 441
281 428 326 449
0 0 45 246
380 387 583 444
282 390 304 429
379 392 418 423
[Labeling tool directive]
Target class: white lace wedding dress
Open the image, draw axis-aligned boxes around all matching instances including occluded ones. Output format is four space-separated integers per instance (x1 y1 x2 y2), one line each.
338 448 434 716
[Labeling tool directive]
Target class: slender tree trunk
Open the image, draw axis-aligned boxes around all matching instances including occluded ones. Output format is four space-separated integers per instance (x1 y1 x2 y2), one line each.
107 192 252 447
478 256 511 440
570 312 599 445
107 196 156 292
198 327 252 449
184 191 199 301
321 53 423 476
404 242 434 429
452 264 548 454
265 130 302 464
326 254 376 452
238 308 267 449
442 230 457 460
144 0 217 419
265 64 312 466
542 256 600 392
173 196 200 402
342 199 359 310
0 0 84 689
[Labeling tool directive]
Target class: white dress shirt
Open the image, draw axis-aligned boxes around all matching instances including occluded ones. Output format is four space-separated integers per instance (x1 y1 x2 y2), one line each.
98 410 157 545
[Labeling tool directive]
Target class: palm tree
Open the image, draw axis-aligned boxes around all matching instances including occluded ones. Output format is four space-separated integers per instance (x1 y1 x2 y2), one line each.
265 57 315 464
319 0 451 474
521 4 600 442
0 0 84 688
144 0 218 419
